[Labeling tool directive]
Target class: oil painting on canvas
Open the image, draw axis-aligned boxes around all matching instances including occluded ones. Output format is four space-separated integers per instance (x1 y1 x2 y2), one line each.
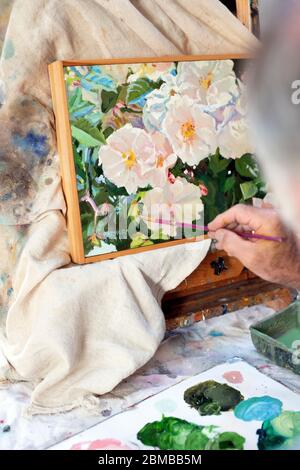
55 56 265 262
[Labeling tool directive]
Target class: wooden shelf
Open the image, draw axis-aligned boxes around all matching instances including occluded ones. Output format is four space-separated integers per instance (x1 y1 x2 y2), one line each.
163 251 295 329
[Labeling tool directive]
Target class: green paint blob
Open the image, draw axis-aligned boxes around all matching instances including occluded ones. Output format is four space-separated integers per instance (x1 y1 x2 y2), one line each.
257 411 300 450
184 380 244 416
137 416 245 450
3 39 14 60
277 327 300 349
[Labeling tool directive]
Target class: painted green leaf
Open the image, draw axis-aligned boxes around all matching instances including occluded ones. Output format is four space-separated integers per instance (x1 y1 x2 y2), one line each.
223 175 236 193
118 84 128 103
73 146 85 174
170 159 185 177
209 152 230 175
103 127 114 139
198 175 216 202
68 87 82 112
92 186 109 206
81 212 95 254
101 89 119 113
235 154 259 178
71 118 106 147
126 78 158 105
240 181 258 200
130 235 154 249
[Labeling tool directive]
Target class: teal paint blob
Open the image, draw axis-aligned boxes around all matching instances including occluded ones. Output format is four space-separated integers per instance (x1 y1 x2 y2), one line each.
234 396 282 422
4 39 15 60
257 410 300 450
209 330 224 337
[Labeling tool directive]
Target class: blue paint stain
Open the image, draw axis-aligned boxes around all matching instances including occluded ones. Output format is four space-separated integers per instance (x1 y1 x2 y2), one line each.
0 193 12 202
7 287 13 297
13 131 49 158
234 396 282 422
221 305 228 315
209 330 224 337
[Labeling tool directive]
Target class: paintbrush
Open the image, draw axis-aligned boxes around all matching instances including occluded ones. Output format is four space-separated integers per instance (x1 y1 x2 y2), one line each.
143 217 284 242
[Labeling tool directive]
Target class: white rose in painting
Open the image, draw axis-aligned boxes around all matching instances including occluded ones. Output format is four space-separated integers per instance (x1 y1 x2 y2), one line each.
212 81 248 127
217 88 253 159
143 61 239 134
205 76 240 107
236 82 248 117
144 132 177 188
177 60 238 106
143 84 172 132
99 124 156 194
142 177 203 237
163 96 217 166
218 114 253 159
143 74 179 132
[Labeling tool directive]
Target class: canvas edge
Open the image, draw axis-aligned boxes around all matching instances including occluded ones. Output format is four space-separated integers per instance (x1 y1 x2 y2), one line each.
81 236 208 264
48 60 85 264
48 54 251 265
61 53 252 67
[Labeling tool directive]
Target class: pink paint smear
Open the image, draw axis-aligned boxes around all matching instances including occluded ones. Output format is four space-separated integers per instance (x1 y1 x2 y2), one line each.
71 438 132 451
222 371 244 384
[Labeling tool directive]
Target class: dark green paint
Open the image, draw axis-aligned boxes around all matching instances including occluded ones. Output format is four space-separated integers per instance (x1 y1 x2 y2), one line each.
184 380 244 416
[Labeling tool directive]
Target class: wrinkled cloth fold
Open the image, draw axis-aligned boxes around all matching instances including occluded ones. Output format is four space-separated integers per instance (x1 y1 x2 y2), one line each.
0 0 256 413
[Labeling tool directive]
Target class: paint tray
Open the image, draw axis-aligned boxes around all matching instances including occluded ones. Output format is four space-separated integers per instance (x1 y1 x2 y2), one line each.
250 301 300 375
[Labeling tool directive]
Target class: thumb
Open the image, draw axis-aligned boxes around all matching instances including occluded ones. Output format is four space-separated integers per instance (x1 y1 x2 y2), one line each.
213 229 255 266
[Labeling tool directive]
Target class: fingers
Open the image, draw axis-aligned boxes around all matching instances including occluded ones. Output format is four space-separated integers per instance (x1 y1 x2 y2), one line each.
209 228 256 268
208 204 267 232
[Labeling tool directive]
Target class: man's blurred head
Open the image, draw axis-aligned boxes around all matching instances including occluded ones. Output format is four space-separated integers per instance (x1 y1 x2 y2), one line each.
250 0 300 233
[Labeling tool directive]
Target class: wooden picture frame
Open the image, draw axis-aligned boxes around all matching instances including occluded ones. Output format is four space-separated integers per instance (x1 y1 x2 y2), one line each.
49 54 251 264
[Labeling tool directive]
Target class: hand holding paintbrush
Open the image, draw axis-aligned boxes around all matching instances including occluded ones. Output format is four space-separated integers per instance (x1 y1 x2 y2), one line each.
207 205 300 290
144 204 300 289
145 218 284 243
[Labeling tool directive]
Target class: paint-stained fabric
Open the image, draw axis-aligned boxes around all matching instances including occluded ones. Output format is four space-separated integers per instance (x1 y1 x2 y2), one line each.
0 0 256 414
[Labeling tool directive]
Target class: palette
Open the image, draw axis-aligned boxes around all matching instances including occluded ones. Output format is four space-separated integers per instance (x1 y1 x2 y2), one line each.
251 301 300 376
49 361 300 450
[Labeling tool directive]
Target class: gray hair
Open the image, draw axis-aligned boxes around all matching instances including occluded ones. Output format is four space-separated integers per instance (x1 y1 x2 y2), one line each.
248 0 300 231
250 0 300 165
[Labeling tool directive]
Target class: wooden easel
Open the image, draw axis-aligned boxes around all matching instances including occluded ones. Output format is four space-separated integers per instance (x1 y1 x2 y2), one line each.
236 0 252 30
